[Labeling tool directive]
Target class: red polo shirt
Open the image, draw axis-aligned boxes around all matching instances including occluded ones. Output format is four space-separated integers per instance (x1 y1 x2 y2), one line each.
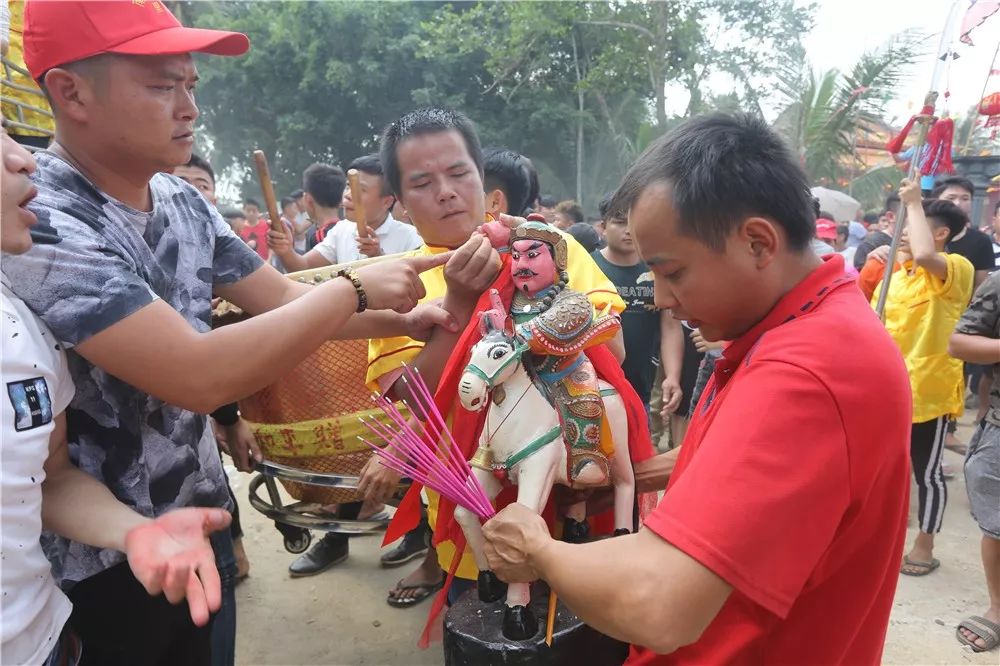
629 255 911 665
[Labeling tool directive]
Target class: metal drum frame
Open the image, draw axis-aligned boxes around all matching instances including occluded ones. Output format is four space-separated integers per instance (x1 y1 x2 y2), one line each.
213 255 410 554
247 460 409 553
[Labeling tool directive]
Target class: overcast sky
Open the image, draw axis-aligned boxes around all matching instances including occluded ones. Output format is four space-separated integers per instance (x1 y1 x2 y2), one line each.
803 0 999 125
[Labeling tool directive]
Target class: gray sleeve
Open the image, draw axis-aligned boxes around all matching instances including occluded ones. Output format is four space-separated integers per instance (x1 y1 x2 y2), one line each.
955 271 1000 338
3 208 157 348
210 206 264 285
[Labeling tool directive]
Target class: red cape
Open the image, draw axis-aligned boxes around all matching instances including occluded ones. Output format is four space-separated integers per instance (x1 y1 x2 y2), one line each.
384 255 655 646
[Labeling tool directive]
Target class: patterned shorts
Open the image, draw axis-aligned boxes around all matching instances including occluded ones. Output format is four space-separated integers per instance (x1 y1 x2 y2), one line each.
965 421 1000 539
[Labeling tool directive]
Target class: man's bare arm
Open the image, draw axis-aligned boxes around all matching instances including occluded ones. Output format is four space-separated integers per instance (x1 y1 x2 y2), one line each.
77 278 363 413
484 506 731 654
215 261 445 341
266 227 330 273
949 332 1000 365
634 448 680 493
900 180 948 279
607 329 625 365
77 253 451 413
42 413 148 551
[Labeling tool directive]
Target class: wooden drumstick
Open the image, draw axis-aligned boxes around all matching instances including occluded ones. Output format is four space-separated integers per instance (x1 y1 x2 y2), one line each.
252 150 285 234
347 168 369 238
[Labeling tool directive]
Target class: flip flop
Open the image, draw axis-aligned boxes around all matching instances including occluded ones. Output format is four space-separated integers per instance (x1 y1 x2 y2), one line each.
900 556 940 576
956 616 1000 652
386 577 444 608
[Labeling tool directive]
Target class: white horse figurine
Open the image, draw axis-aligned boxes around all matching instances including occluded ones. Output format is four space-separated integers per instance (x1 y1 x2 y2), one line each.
454 308 636 640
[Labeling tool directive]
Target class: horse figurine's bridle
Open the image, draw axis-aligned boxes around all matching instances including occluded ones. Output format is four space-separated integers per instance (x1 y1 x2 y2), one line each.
464 336 529 388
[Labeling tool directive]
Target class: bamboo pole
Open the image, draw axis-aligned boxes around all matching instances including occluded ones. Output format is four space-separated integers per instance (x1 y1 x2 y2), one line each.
874 0 968 320
874 93 937 321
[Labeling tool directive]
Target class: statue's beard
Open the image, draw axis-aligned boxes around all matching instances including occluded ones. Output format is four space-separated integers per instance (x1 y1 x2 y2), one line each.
514 269 538 294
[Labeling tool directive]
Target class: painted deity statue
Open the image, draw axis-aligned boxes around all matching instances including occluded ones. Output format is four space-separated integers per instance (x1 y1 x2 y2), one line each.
474 221 622 486
452 221 637 640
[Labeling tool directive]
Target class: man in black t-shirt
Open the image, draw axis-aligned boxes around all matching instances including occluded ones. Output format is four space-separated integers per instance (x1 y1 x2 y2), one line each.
934 177 993 289
591 198 683 411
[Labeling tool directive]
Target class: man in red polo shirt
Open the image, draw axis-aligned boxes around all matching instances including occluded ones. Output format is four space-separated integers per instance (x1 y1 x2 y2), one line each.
481 113 911 664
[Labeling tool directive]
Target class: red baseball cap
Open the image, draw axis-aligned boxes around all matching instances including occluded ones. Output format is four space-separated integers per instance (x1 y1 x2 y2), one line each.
815 218 838 241
23 0 249 80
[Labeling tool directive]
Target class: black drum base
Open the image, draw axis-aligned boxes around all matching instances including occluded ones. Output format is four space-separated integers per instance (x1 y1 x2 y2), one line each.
443 584 629 666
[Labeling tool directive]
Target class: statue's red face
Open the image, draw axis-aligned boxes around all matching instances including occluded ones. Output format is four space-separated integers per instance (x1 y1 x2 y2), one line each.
511 239 557 295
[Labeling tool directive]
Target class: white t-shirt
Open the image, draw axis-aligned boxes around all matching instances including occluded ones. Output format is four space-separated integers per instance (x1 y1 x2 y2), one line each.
1 276 75 665
313 213 422 265
294 212 309 253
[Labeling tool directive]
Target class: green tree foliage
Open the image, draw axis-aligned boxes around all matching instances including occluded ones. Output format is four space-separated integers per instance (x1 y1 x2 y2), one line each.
180 1 815 211
771 31 923 209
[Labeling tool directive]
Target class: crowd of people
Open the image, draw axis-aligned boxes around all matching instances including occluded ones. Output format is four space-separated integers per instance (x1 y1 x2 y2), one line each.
2 1 1000 665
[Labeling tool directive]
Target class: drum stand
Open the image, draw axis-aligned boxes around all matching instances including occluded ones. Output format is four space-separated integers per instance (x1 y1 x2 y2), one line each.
248 460 409 553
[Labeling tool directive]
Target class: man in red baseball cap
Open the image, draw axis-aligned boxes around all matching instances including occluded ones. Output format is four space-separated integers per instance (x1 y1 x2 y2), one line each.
813 217 838 255
22 0 249 79
4 2 458 666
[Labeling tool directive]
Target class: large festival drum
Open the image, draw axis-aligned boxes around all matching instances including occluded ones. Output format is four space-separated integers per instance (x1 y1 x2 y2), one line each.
213 255 405 508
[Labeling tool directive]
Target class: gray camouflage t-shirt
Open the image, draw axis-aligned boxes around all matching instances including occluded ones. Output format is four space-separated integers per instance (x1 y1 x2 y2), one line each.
2 151 263 584
955 271 1000 427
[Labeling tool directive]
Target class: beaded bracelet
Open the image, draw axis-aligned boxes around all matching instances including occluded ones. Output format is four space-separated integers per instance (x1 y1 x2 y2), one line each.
335 267 368 313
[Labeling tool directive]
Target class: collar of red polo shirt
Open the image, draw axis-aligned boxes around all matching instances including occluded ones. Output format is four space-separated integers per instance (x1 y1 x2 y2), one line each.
714 254 857 386
22 0 249 81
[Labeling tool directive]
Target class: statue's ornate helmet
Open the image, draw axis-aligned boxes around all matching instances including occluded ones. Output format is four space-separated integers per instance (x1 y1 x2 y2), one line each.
510 221 568 273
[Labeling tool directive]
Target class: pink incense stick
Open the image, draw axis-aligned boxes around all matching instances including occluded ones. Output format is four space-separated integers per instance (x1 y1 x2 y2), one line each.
397 380 476 494
363 438 470 509
361 416 467 501
386 373 487 505
401 366 490 499
368 401 465 494
361 430 476 510
361 413 489 516
404 367 480 480
398 367 495 517
360 369 495 519
394 374 495 516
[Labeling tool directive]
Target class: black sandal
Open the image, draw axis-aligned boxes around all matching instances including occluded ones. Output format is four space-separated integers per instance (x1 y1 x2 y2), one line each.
386 577 444 608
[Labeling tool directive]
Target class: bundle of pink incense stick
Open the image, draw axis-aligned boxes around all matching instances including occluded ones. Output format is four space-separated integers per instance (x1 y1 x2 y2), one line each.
360 364 495 520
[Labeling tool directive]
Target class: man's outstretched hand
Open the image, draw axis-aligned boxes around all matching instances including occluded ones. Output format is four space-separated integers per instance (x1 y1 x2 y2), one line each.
124 507 232 627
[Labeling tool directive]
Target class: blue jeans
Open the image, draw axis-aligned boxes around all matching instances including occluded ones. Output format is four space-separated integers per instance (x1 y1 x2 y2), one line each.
210 530 238 666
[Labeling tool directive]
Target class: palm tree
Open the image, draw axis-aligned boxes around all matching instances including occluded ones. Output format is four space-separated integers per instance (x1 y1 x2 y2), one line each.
772 30 924 208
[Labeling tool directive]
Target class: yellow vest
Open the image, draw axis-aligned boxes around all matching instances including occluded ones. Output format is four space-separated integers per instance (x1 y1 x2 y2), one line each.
366 233 624 580
872 253 974 423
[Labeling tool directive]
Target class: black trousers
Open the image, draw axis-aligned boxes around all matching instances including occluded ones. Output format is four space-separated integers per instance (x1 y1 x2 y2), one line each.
911 416 948 535
68 561 213 666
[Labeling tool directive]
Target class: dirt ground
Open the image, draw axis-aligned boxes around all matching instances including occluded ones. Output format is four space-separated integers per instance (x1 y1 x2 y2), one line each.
233 416 998 666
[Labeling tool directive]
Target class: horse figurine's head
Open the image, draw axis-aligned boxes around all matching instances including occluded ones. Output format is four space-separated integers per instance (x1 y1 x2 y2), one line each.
459 290 526 412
